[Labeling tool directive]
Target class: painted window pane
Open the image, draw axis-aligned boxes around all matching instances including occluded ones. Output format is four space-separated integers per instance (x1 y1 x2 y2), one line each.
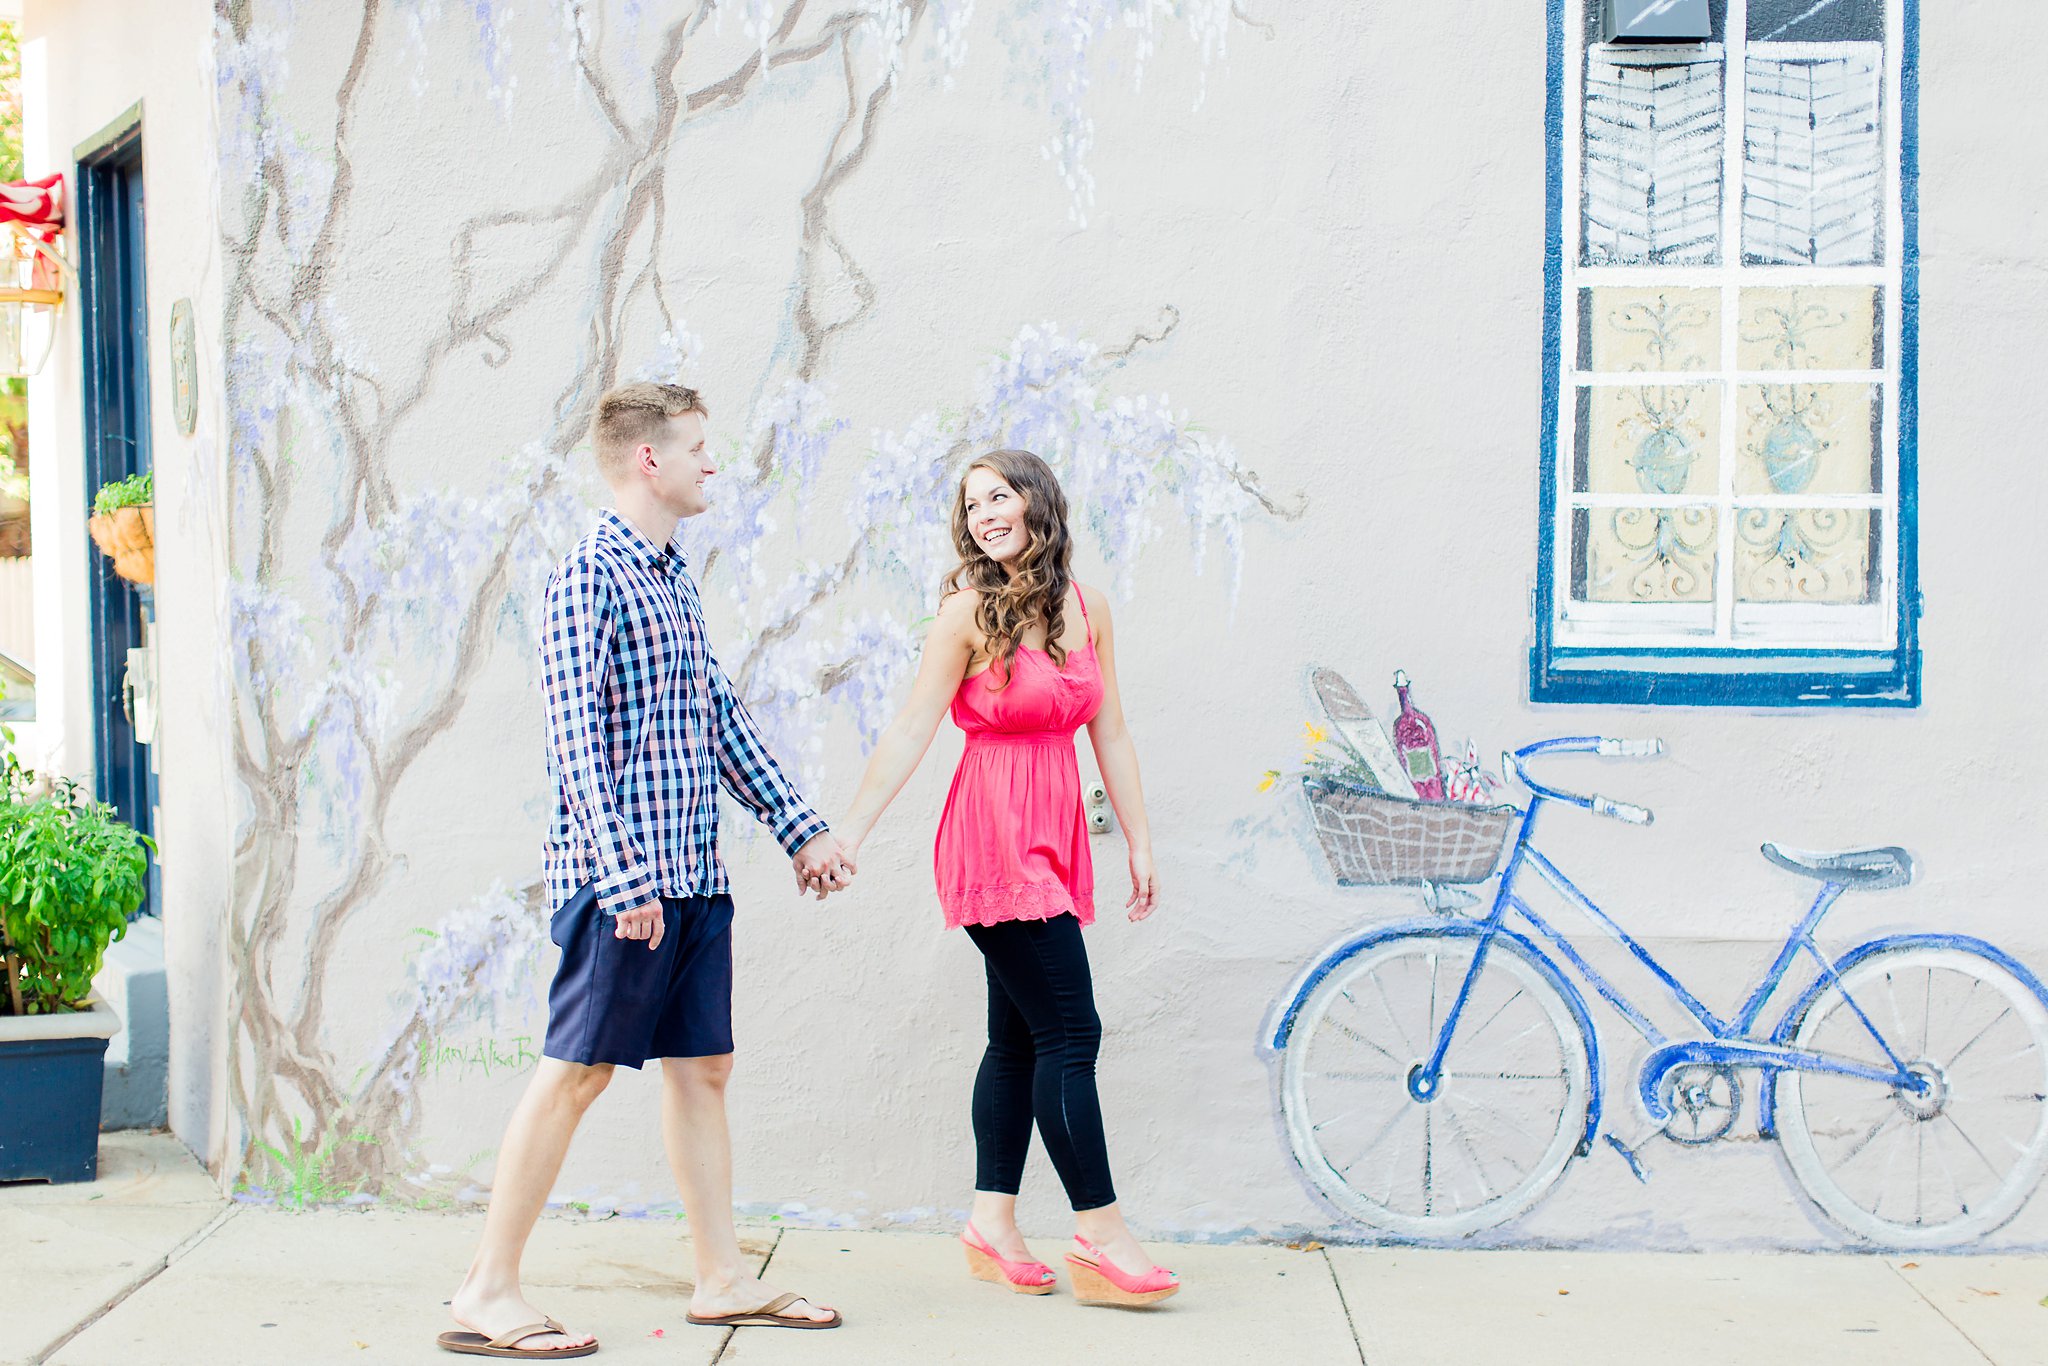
1576 384 1721 496
1576 506 1720 604
1748 0 1882 44
1579 287 1720 373
1736 509 1879 603
1743 47 1884 266
1735 383 1880 496
1738 285 1881 371
1583 55 1724 266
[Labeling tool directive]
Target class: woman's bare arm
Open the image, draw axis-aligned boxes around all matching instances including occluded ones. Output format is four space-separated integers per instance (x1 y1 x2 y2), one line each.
837 590 980 856
1082 587 1157 920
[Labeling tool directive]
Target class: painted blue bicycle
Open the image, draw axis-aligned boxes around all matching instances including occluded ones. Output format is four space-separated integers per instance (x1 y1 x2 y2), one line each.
1268 737 2048 1246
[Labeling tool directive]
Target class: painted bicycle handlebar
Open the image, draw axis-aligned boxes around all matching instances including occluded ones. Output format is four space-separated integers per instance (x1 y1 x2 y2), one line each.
1505 736 1665 824
1590 795 1654 825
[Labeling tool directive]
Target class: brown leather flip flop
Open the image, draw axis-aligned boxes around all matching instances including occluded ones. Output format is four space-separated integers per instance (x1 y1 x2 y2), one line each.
686 1292 842 1330
435 1316 599 1358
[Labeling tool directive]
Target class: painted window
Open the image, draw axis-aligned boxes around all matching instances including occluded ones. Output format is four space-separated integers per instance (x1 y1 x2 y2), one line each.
1534 0 1919 706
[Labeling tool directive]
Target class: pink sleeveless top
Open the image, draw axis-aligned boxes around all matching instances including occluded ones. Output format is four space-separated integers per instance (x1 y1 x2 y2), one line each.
934 589 1104 929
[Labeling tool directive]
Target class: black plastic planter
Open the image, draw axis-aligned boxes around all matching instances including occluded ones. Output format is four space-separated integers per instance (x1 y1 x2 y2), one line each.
0 999 121 1184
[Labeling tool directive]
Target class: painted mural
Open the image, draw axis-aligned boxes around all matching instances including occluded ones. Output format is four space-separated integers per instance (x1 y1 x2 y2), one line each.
1261 666 2048 1248
212 1 1296 1200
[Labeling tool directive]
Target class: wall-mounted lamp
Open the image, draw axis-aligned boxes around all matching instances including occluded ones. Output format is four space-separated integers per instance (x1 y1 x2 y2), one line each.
1604 0 1713 42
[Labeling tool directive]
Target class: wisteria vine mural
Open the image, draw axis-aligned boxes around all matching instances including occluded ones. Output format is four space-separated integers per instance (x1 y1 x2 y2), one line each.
214 0 1298 1197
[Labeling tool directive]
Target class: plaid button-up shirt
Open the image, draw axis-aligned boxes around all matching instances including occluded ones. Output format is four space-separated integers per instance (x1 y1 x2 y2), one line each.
541 509 827 917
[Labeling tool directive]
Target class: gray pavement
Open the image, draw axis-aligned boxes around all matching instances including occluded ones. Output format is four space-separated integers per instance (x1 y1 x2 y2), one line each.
6 1133 2046 1365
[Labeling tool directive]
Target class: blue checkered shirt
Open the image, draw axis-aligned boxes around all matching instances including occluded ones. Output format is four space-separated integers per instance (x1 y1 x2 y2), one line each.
541 509 828 917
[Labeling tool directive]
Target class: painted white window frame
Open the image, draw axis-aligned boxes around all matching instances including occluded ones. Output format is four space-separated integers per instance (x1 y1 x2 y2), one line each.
1552 0 1906 656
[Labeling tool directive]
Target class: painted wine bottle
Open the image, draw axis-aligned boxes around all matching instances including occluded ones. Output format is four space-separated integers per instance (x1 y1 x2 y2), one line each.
1391 670 1445 801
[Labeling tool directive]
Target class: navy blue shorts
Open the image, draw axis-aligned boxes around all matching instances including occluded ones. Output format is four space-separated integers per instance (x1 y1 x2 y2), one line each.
542 883 736 1068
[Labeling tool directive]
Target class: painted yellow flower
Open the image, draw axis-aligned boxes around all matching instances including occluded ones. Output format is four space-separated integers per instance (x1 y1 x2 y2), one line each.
1301 721 1329 761
1257 770 1281 794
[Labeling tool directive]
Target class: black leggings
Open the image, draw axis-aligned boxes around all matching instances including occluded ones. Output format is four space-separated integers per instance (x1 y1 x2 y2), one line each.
963 914 1117 1212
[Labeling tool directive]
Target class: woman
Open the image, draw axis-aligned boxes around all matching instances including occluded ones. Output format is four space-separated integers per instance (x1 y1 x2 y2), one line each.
836 449 1179 1307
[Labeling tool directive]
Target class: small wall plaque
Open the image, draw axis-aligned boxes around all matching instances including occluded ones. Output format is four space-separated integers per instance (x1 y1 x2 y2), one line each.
169 297 197 436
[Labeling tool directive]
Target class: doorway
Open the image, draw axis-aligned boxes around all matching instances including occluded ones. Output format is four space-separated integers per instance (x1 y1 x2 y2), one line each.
77 114 155 916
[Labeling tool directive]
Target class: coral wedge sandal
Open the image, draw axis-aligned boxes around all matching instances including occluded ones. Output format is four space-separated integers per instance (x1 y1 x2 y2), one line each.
961 1223 1057 1295
1064 1236 1180 1307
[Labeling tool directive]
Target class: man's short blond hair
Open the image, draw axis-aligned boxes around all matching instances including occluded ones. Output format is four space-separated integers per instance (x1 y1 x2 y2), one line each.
590 382 709 475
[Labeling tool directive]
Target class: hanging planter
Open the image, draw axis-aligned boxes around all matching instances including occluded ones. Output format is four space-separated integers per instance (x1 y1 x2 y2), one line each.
87 472 153 586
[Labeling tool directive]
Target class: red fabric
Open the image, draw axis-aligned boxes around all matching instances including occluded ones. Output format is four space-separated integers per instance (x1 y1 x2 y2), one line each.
0 174 64 244
934 591 1104 930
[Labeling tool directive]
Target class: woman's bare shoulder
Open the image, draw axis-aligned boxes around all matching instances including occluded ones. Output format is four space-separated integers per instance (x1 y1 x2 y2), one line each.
933 587 985 644
936 585 982 618
1075 582 1112 624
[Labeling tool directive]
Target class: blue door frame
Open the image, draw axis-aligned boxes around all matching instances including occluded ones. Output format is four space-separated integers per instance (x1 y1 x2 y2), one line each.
76 116 157 916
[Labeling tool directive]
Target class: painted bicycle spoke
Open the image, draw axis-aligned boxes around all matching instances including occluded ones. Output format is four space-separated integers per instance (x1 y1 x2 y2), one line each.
1311 1068 1406 1083
1933 978 1982 1064
1942 1005 2016 1072
1915 1123 1926 1225
1921 969 1932 1057
1830 1106 1904 1170
1926 1119 1973 1218
1365 977 1422 1061
1320 1012 1405 1067
1434 1099 1500 1201
1339 1098 1420 1180
1444 1089 1559 1166
1937 1111 2006 1180
1310 1105 1360 1133
1422 1108 1435 1216
1461 986 1530 1047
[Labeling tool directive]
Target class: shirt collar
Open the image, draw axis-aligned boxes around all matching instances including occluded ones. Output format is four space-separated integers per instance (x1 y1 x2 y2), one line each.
597 507 687 569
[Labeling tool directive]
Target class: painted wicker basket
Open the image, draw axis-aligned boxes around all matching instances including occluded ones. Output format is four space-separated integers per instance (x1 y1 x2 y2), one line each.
1303 777 1516 886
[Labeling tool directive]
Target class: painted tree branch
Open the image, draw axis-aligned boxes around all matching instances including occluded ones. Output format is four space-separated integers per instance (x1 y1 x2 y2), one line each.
216 0 1285 1196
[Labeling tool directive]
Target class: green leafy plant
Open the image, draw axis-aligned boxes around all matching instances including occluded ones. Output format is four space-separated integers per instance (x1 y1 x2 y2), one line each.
248 1115 378 1210
0 761 152 1015
91 471 151 517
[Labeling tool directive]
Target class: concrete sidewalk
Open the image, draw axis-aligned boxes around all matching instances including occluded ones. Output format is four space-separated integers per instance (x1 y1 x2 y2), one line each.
6 1135 2047 1366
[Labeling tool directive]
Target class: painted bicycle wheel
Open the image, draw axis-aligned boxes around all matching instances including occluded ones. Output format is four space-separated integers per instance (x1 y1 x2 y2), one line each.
1280 932 1591 1239
1777 944 2048 1246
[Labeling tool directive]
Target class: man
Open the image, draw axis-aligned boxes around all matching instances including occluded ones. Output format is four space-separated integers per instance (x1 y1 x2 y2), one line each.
441 383 853 1358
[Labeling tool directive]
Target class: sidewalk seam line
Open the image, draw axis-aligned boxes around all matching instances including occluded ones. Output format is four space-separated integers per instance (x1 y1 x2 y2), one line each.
709 1225 783 1365
30 1201 239 1366
1321 1247 1369 1366
1883 1259 1998 1366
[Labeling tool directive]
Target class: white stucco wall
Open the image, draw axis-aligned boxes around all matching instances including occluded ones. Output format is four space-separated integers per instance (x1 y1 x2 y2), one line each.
24 1 2048 1251
22 0 232 1166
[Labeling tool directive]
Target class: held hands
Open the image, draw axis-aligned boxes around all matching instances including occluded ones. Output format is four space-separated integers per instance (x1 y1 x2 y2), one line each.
793 832 859 901
608 833 856 945
1126 847 1159 922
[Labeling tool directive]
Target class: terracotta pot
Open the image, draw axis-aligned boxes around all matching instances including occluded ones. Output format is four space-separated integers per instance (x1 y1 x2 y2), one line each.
86 504 154 585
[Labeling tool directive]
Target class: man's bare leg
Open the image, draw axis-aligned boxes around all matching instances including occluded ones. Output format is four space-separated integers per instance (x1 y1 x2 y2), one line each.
660 1054 835 1323
450 1059 615 1351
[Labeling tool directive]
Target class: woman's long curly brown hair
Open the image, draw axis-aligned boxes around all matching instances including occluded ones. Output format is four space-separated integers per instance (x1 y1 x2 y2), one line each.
943 449 1076 685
